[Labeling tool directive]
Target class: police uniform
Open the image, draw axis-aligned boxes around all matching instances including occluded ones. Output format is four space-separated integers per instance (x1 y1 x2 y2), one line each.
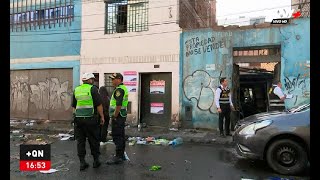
268 84 285 111
72 74 103 170
215 85 234 136
107 73 129 164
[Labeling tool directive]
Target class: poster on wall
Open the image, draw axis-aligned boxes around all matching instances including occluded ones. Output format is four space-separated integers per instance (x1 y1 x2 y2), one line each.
123 71 137 92
123 82 137 92
150 80 165 94
123 71 137 82
150 103 164 114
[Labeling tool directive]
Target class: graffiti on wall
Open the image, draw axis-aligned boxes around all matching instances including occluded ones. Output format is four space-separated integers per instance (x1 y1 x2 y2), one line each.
11 78 72 112
183 70 222 114
10 81 30 113
184 32 232 57
284 61 310 105
30 78 71 110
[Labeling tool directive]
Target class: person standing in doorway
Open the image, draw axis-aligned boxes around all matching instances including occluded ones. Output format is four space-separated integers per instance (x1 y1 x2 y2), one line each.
215 77 235 137
99 86 110 145
268 80 286 111
72 73 105 171
106 73 129 165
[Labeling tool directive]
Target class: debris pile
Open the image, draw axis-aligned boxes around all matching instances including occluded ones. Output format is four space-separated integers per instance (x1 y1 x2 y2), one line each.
127 137 183 146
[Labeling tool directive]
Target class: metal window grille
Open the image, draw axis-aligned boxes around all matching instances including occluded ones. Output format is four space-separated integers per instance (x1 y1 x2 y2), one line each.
105 0 149 34
10 0 74 32
292 1 310 18
104 73 116 96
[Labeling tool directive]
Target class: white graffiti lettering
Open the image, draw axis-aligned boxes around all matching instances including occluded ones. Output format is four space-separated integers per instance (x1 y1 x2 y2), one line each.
11 78 72 112
10 81 29 113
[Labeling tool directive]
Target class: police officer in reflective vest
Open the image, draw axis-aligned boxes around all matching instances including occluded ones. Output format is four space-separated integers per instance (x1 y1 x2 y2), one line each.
268 80 286 111
106 73 129 165
72 73 105 171
214 77 235 137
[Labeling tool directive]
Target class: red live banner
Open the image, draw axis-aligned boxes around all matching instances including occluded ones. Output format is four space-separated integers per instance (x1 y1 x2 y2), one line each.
20 160 51 171
20 144 51 171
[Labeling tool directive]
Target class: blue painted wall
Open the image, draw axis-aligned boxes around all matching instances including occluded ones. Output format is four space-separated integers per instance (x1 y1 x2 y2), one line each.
180 30 233 129
10 0 81 59
180 18 310 129
280 18 310 107
10 0 82 88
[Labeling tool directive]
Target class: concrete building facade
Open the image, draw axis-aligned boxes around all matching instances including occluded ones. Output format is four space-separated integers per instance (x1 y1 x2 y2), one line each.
81 0 181 127
180 18 310 129
10 0 82 121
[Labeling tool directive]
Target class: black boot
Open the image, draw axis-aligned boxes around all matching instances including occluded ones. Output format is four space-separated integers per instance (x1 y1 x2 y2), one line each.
93 156 101 168
106 150 124 165
80 158 89 171
106 156 123 165
219 132 225 137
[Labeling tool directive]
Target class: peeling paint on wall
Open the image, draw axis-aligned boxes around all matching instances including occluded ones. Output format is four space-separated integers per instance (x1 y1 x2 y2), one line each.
180 30 233 129
281 19 310 108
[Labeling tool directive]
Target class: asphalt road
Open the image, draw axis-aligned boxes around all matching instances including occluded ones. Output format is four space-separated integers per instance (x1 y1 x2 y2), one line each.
10 138 310 180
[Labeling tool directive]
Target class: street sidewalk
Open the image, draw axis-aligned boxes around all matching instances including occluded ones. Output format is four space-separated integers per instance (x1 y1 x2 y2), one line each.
10 119 235 145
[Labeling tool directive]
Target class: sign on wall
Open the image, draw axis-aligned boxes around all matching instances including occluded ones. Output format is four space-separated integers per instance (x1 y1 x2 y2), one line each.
150 80 165 94
123 82 137 92
123 71 137 92
150 103 164 114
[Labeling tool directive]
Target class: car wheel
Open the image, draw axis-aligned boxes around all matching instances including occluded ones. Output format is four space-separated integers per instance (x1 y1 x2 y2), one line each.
266 139 308 175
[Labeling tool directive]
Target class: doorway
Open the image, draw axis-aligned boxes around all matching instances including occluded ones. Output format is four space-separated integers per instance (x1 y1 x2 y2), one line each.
140 73 172 127
233 46 281 119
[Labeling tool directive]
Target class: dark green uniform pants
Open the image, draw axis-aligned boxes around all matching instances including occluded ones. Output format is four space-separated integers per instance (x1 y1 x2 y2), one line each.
111 116 126 158
75 117 100 159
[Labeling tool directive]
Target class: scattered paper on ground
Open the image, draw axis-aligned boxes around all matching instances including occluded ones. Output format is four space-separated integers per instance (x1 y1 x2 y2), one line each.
40 169 59 174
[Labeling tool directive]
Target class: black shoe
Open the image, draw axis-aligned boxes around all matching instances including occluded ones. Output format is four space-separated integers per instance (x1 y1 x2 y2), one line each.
219 133 225 137
80 161 89 171
106 156 124 165
226 133 232 136
93 160 101 168
114 154 126 161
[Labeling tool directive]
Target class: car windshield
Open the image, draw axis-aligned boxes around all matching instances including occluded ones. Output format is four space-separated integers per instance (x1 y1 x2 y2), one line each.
287 103 310 113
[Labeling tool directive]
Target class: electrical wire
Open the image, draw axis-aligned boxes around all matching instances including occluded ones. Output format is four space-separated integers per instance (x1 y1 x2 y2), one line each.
11 29 181 43
10 1 300 34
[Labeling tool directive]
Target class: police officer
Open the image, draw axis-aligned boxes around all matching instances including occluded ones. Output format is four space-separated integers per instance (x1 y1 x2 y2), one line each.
106 73 129 165
268 80 286 111
214 77 235 137
72 73 105 171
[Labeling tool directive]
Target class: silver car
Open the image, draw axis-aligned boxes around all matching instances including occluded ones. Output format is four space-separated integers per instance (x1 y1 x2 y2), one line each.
233 103 310 175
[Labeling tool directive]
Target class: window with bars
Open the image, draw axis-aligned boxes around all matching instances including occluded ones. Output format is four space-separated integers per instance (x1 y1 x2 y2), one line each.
10 0 75 32
104 73 116 96
105 0 149 34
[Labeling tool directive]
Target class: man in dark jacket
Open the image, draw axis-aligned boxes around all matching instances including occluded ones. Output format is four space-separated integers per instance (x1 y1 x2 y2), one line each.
99 86 110 145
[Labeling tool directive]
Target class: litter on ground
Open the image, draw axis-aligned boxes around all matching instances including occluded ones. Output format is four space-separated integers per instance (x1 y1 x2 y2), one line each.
149 165 161 171
128 136 178 146
169 128 178 131
39 169 59 174
58 133 74 141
